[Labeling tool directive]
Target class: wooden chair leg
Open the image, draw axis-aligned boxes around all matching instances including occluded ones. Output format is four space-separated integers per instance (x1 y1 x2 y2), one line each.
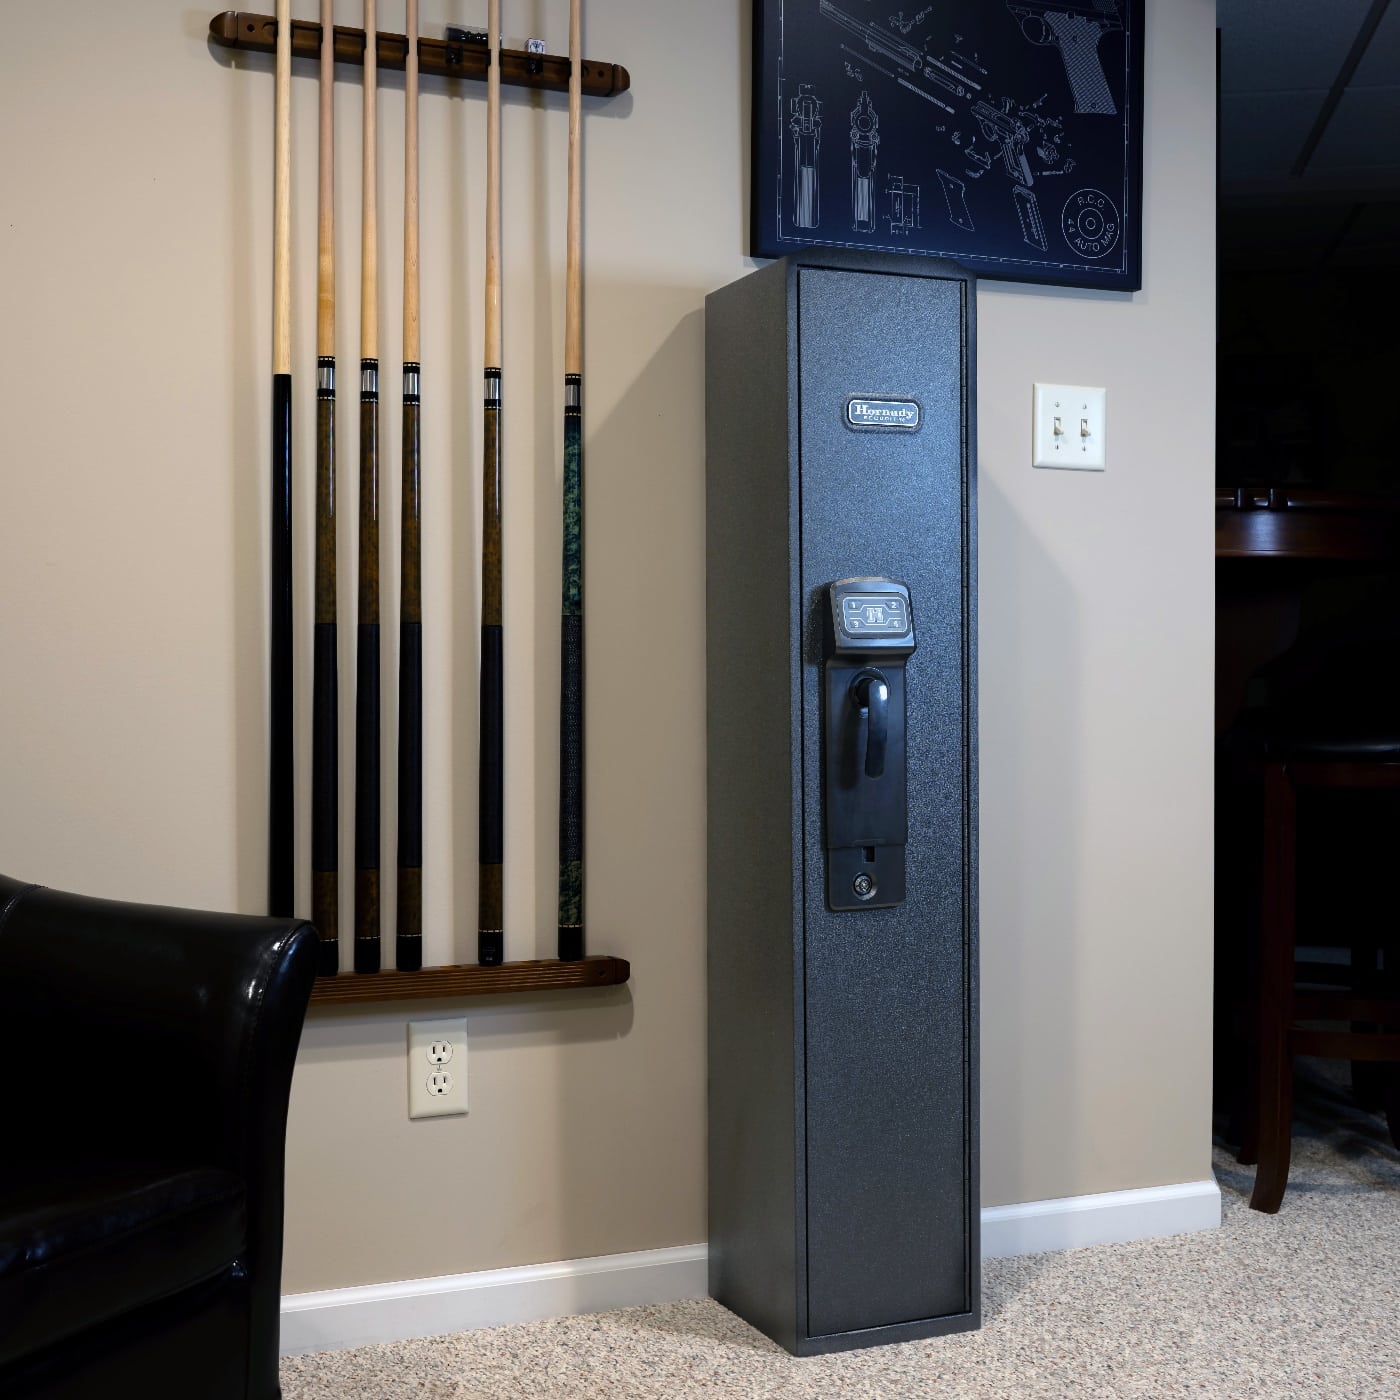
1236 971 1260 1165
1252 761 1297 1214
1235 767 1264 1167
1236 1034 1259 1165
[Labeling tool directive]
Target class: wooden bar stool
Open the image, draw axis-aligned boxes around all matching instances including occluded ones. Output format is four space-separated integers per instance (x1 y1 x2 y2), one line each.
1249 748 1400 1212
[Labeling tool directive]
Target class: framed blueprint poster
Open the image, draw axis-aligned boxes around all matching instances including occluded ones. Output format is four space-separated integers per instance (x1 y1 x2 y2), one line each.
751 0 1145 290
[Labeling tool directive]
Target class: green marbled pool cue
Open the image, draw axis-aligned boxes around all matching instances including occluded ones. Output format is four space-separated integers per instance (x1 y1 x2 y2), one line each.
558 0 585 962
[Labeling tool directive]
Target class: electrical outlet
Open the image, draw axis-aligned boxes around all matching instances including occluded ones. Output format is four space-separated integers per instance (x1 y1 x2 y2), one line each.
1032 383 1107 470
408 1018 468 1119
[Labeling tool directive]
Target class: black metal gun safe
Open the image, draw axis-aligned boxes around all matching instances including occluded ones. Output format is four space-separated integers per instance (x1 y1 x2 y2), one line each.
705 250 978 1355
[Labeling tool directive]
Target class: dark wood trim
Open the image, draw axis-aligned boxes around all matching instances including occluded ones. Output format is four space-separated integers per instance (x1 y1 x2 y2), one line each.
309 954 630 1006
1286 761 1400 789
1291 1028 1400 1061
1295 993 1400 1024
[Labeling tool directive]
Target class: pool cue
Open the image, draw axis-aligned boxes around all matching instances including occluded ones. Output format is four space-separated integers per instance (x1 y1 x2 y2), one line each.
477 0 504 967
396 0 423 972
312 0 340 973
354 0 382 973
269 0 294 918
557 0 585 961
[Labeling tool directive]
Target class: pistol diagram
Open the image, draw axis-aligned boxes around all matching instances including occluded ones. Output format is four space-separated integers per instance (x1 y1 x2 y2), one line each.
790 83 823 228
971 99 1034 186
850 91 881 232
969 96 1069 249
786 0 1131 271
1014 186 1048 249
937 170 975 232
885 175 921 237
890 7 935 36
1006 0 1122 115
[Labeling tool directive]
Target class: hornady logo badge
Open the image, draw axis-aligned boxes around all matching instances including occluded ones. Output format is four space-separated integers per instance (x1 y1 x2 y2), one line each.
847 398 920 429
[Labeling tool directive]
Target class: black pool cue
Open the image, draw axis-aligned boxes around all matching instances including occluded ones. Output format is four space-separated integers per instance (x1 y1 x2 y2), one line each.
396 0 423 971
312 0 340 973
557 0 584 961
354 0 382 973
269 0 295 918
478 0 504 967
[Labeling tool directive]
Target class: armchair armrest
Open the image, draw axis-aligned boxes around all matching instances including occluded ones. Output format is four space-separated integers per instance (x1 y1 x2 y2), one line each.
0 874 318 1398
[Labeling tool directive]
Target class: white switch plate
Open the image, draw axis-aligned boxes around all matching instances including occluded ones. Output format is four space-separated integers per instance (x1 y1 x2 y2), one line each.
408 1017 468 1119
1033 383 1106 471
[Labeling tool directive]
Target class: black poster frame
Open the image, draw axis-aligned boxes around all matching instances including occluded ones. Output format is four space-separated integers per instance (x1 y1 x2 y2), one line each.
750 0 1146 291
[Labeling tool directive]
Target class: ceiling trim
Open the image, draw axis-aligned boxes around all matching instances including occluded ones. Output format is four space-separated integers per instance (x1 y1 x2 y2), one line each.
1292 0 1394 176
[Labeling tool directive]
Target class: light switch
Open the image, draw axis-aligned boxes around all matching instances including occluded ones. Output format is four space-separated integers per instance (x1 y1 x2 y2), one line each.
1033 384 1106 470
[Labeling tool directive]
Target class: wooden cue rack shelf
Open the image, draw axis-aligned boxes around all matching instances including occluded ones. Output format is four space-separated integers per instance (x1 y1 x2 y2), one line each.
309 955 630 1006
208 11 631 98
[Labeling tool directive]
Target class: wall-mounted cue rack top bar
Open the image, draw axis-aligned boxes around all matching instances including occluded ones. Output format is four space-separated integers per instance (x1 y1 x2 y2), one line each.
208 12 631 97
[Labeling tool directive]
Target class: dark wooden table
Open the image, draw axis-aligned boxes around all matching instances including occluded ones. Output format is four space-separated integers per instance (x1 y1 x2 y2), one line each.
1216 488 1400 561
1216 489 1400 733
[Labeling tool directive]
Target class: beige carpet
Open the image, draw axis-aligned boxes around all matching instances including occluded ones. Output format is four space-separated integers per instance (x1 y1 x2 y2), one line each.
282 1065 1400 1399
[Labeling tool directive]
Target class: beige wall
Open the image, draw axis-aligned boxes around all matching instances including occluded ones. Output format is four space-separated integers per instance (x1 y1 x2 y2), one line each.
0 1 1215 1291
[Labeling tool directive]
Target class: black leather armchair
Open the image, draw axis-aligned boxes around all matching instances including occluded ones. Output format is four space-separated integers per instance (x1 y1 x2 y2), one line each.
0 875 317 1400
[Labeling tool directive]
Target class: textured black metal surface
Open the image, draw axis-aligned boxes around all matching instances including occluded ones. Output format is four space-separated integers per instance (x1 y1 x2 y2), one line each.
706 250 978 1356
706 258 805 1356
798 265 972 1338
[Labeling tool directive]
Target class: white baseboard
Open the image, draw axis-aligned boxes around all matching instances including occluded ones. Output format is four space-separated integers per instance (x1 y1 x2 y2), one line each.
281 1178 1221 1355
280 1245 710 1356
981 1178 1221 1259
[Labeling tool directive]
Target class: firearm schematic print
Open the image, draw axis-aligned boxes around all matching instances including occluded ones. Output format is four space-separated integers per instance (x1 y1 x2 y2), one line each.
885 175 921 236
849 91 881 231
790 83 824 228
1006 0 1122 116
755 0 1141 287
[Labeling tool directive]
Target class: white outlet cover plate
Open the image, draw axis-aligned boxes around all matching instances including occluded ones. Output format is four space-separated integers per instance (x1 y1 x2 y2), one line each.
1033 383 1107 471
408 1017 468 1119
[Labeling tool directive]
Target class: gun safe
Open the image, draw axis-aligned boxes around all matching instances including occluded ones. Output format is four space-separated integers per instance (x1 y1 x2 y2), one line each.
706 250 978 1355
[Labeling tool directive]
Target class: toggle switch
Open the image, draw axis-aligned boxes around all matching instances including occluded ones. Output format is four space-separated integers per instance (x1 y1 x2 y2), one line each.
1032 384 1106 471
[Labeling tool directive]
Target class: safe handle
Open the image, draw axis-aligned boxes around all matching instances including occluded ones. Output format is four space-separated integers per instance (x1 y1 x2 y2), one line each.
852 669 889 780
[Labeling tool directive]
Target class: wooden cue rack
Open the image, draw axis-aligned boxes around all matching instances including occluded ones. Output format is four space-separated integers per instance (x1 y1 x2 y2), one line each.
212 9 632 1007
309 956 630 1006
209 11 631 98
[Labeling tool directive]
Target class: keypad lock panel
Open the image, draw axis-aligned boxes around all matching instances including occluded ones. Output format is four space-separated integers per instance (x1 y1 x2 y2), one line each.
824 578 916 911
